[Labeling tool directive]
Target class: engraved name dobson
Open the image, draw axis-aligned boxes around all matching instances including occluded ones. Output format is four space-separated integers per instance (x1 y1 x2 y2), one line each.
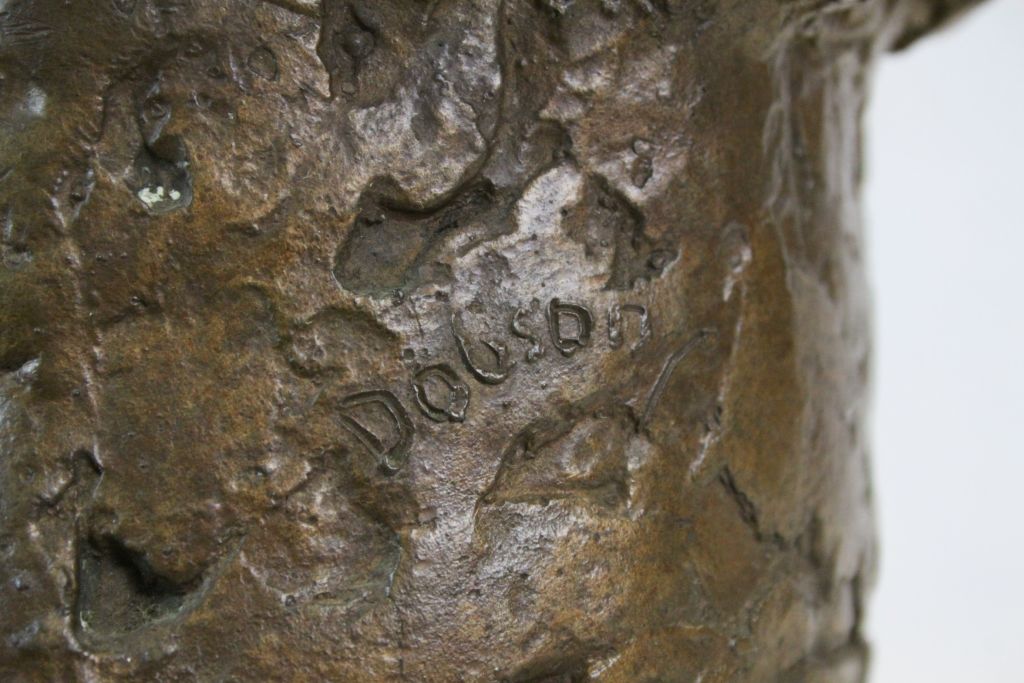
338 299 652 474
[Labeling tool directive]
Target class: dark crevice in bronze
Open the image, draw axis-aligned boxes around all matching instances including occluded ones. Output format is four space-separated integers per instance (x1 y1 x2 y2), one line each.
718 465 760 532
333 180 504 298
74 534 193 639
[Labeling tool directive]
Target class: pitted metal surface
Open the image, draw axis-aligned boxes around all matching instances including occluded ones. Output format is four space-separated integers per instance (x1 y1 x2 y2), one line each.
0 0 980 680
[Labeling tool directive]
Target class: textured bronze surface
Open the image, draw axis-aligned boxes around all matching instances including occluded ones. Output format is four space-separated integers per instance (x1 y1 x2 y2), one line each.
0 0 980 680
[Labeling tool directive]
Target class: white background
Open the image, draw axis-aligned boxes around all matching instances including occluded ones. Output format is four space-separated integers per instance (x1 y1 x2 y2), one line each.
865 1 1024 680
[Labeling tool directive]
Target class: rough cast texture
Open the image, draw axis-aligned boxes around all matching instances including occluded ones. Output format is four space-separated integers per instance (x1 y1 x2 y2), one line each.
0 0 979 680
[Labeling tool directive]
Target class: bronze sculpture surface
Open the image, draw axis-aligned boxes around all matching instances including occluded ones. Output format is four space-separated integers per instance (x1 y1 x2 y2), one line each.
0 0 981 680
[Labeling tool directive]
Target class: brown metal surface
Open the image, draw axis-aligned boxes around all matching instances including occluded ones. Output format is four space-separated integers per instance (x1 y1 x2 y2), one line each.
0 1 980 680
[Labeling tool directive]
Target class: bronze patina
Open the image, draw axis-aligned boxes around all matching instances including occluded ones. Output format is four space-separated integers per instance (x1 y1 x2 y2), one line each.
0 0 981 680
